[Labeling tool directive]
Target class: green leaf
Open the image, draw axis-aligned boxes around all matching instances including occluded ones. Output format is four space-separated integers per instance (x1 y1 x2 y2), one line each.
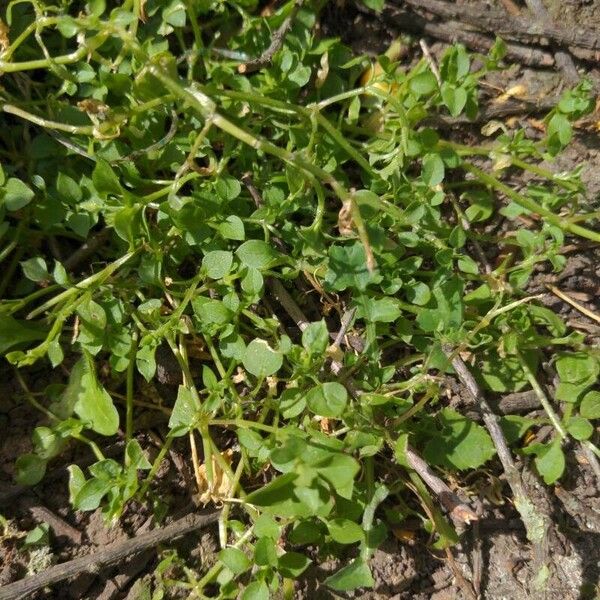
278 552 311 578
245 473 315 518
360 0 384 12
580 391 600 419
23 523 50 547
306 382 348 417
556 352 598 384
534 439 565 485
415 276 464 333
409 72 438 96
241 581 269 600
421 153 445 186
236 240 277 269
289 65 311 87
555 352 598 401
441 84 467 117
193 297 233 330
478 350 538 393
163 0 186 27
288 520 324 545
325 243 380 292
136 343 156 382
216 176 241 201
500 415 536 445
78 297 107 332
327 518 364 544
0 315 46 354
355 297 400 323
68 465 86 505
73 477 113 511
3 178 35 211
72 356 119 436
566 416 593 440
463 189 493 223
202 250 233 279
457 256 479 274
113 205 142 245
424 408 496 470
302 320 329 355
126 439 152 470
218 547 250 575
548 113 572 146
405 281 431 306
312 453 360 498
253 514 280 539
254 536 278 566
169 386 197 435
325 558 374 591
21 257 49 282
92 160 121 195
243 339 283 377
218 215 245 240
15 454 46 486
32 426 65 460
56 172 82 203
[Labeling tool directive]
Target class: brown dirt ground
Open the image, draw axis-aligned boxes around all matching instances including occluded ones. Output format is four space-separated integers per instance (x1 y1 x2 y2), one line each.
1 1 600 599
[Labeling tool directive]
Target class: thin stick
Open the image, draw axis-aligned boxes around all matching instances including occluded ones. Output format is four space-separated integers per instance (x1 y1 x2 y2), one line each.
238 0 305 74
547 284 600 325
241 172 263 208
268 278 477 524
444 347 550 586
0 511 220 600
419 39 442 87
332 308 357 350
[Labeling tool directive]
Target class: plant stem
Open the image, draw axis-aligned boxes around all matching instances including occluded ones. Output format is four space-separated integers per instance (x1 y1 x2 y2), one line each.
463 162 600 242
125 330 139 447
1 103 94 135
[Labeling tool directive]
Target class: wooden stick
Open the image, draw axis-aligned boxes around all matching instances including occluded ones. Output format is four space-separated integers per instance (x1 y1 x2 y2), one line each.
0 510 220 600
238 0 305 74
443 347 551 589
419 39 442 87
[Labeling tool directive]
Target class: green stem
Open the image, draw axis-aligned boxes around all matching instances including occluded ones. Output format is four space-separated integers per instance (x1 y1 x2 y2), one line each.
27 249 139 319
518 351 568 440
1 103 94 135
139 435 174 499
463 162 600 242
0 45 88 73
125 330 139 447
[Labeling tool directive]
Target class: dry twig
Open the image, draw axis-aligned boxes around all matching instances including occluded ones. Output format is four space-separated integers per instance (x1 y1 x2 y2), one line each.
238 0 305 74
0 510 220 600
444 347 551 592
547 284 600 325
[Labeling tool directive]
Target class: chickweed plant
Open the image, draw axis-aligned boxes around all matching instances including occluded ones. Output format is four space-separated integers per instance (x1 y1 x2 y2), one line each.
1 0 599 596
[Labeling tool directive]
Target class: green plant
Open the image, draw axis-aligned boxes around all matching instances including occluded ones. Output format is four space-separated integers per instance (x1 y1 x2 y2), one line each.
1 0 599 596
